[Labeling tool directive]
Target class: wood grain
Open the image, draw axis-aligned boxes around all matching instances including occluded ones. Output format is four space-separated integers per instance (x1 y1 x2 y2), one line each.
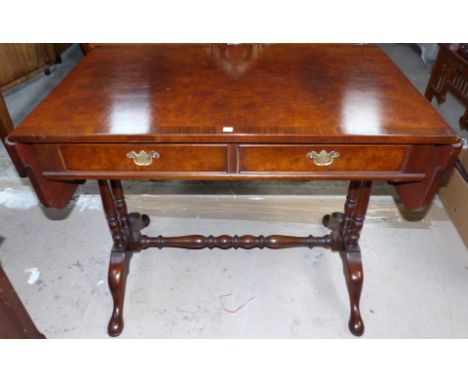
8 44 458 145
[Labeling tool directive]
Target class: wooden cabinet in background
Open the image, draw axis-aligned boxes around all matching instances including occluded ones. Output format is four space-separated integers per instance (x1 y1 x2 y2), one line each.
0 44 70 176
425 43 468 130
0 263 45 338
0 43 71 91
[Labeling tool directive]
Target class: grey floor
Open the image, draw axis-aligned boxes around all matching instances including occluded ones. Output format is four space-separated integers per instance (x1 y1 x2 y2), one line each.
0 44 467 338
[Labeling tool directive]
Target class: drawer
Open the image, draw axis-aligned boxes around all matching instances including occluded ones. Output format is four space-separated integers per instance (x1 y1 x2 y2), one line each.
239 144 409 172
58 144 228 172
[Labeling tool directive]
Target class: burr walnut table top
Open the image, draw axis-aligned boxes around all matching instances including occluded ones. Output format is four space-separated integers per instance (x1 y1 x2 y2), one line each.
6 44 461 211
9 44 458 145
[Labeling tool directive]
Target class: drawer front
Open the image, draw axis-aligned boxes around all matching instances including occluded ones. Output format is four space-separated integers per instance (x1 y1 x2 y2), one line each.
59 144 228 172
239 145 409 172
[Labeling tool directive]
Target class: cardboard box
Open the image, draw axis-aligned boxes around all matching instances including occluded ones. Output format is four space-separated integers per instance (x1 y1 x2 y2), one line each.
438 148 468 247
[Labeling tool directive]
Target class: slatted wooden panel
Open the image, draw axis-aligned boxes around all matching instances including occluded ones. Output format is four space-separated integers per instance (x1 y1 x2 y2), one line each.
0 44 55 89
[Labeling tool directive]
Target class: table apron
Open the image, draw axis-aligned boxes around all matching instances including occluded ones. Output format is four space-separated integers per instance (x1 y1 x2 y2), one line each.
32 142 429 181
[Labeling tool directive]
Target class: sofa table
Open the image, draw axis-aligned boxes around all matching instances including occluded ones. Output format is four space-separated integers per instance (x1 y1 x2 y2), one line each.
6 44 461 337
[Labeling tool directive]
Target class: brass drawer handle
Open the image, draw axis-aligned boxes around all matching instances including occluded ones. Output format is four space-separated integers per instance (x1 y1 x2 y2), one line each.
307 150 340 166
126 150 160 166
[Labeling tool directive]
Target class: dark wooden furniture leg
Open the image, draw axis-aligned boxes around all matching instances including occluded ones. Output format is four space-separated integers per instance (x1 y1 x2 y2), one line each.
107 250 132 337
98 179 376 337
342 181 371 336
98 179 375 337
323 181 371 336
340 249 365 336
98 180 132 337
110 180 130 232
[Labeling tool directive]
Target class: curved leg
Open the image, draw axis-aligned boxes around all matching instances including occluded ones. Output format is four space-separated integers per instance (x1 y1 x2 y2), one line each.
108 250 132 337
342 181 371 336
325 181 371 336
321 181 368 335
340 249 364 336
98 180 132 336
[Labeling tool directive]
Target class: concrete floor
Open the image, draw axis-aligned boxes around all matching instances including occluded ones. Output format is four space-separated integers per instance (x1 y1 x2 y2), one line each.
0 44 467 338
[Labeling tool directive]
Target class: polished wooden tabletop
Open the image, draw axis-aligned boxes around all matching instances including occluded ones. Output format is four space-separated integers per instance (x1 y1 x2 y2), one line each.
9 44 457 144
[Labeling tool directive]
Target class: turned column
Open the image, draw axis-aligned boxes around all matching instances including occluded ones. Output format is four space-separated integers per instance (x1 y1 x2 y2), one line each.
341 180 362 240
110 180 130 232
347 181 372 249
98 180 126 251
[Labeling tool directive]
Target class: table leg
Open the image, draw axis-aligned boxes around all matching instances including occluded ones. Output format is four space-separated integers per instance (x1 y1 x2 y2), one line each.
340 249 365 336
110 180 130 232
98 179 373 337
98 180 132 337
322 181 370 336
341 181 371 336
107 250 133 337
98 180 126 250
